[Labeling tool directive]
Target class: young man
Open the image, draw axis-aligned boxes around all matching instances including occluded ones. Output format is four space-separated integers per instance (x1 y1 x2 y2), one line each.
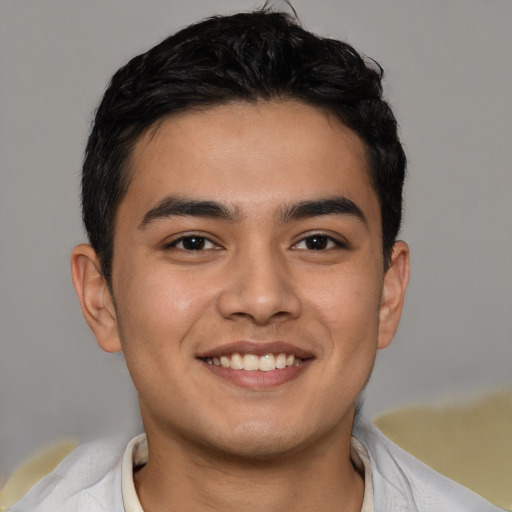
10 9 504 512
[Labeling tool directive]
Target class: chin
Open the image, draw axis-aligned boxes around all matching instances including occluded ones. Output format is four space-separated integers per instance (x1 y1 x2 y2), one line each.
210 434 306 462
197 416 336 463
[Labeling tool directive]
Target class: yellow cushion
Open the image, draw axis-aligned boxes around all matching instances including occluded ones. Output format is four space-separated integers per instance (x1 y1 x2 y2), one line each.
374 389 512 510
0 439 77 511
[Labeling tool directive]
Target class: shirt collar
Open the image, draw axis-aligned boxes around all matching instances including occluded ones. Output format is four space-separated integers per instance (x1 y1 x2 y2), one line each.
121 433 374 512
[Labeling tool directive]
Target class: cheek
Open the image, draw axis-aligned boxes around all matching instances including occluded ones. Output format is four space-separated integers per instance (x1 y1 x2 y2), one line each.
303 263 383 352
113 260 213 352
112 265 211 401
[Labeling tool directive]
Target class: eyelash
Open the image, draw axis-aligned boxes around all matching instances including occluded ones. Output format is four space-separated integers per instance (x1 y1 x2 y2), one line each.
293 233 347 251
164 233 346 252
164 235 219 251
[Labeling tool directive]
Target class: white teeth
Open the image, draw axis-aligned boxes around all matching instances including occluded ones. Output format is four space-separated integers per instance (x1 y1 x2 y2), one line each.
204 352 304 371
259 354 276 372
243 354 260 371
230 353 244 370
275 353 287 369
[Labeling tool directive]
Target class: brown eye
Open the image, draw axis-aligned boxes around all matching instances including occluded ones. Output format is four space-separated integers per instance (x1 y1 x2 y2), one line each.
169 236 216 250
305 235 329 250
294 234 344 251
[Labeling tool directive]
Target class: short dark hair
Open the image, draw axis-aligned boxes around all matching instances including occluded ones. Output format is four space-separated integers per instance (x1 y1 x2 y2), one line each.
82 9 406 286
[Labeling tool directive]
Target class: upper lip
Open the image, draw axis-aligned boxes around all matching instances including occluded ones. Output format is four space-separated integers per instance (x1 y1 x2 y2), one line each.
197 341 315 360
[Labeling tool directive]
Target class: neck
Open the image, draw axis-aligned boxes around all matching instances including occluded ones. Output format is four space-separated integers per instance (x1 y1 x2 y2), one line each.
134 419 365 512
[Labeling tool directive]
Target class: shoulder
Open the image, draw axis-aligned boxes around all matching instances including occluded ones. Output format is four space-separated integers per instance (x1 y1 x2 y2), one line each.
353 418 506 512
7 437 128 512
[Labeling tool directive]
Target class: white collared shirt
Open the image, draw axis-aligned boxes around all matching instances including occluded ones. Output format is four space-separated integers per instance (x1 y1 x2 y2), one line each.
120 434 374 512
10 419 504 511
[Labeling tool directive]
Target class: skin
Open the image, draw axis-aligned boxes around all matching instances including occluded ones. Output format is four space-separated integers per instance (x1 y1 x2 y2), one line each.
72 100 409 512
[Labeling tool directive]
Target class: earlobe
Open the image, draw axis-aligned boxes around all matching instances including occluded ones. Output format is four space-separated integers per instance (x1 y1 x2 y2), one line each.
377 241 410 350
70 244 122 353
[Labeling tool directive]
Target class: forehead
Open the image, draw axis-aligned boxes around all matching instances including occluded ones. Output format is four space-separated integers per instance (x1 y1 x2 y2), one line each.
121 100 380 226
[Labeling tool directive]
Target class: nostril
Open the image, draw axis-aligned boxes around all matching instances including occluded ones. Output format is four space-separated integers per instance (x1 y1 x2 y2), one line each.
216 265 302 324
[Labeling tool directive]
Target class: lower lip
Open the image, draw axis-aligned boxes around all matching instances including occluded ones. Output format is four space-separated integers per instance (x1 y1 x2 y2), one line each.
200 359 312 389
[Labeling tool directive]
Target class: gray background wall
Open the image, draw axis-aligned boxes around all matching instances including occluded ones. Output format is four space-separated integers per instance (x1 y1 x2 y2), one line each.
1 0 511 476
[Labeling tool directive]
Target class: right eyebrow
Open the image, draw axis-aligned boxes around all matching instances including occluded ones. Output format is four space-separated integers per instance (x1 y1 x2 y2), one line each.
279 196 368 226
138 195 240 229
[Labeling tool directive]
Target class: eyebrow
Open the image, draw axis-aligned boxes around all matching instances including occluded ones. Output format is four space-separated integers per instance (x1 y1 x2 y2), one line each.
279 196 368 225
139 196 240 228
139 194 367 229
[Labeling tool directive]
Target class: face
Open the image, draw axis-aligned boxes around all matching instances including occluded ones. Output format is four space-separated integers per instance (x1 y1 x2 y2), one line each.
73 100 408 459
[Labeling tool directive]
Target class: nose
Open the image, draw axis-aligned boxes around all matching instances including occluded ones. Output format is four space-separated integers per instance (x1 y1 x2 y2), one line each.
217 248 302 326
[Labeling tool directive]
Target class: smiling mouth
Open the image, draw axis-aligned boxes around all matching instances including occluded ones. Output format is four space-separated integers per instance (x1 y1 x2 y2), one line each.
201 353 304 372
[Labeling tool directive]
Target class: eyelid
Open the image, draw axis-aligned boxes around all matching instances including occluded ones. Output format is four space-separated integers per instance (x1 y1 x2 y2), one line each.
292 231 349 250
163 232 222 250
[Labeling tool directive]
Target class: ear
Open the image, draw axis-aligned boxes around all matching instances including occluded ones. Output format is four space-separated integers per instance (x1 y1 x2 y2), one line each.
71 244 122 353
377 241 410 350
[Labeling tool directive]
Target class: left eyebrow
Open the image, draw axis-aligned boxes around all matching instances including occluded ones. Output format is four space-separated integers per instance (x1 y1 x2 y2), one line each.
138 195 240 228
279 196 368 226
